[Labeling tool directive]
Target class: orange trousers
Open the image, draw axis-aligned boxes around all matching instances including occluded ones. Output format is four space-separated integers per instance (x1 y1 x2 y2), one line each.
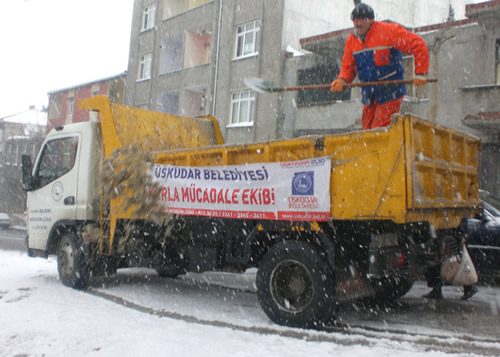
362 97 404 130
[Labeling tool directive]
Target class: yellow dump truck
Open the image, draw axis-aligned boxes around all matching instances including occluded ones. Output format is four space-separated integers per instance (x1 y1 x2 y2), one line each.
22 96 480 327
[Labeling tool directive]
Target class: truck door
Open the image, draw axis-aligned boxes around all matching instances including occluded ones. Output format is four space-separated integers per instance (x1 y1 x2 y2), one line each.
27 134 80 251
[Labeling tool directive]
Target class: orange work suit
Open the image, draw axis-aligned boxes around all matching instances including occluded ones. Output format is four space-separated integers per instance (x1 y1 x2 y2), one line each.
338 21 429 129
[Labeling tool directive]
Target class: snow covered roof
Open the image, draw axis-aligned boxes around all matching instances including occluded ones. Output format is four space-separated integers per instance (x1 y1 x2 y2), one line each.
47 72 126 96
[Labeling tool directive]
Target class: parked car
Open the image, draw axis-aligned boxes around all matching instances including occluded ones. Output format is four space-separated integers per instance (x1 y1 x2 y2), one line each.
465 191 500 278
0 213 11 229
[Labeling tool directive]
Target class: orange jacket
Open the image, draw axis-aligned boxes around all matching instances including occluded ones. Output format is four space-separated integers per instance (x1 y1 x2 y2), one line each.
339 21 429 105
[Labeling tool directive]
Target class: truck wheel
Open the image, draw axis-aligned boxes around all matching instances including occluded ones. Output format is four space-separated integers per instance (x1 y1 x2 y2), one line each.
156 264 183 278
91 258 118 277
155 248 186 278
57 232 89 289
256 240 336 327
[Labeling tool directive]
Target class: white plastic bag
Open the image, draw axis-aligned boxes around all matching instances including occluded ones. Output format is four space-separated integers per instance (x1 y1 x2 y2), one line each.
451 246 478 286
440 254 460 284
440 245 478 286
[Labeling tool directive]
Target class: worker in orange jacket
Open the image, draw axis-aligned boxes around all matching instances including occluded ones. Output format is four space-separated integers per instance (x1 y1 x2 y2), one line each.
330 3 429 130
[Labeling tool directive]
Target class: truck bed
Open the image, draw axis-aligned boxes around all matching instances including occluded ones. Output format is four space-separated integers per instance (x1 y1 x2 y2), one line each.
151 115 479 229
80 97 480 230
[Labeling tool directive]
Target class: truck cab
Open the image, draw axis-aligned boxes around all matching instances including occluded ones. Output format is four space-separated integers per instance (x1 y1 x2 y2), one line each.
23 122 101 257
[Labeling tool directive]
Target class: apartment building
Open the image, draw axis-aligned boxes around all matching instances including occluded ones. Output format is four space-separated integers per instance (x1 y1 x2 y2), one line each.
126 0 476 144
126 0 351 144
0 111 45 216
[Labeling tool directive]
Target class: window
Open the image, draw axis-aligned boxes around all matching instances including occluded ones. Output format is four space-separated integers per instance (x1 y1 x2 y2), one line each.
230 90 256 125
4 143 11 166
14 145 20 166
157 91 180 114
67 97 74 117
160 30 211 74
158 88 207 116
235 20 261 58
163 0 211 19
34 137 78 188
179 87 207 117
142 4 156 31
183 30 211 68
496 39 500 85
187 0 211 9
160 34 184 74
137 53 153 80
296 64 349 107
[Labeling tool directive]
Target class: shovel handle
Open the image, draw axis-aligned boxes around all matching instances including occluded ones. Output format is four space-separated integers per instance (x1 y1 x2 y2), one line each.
274 79 437 92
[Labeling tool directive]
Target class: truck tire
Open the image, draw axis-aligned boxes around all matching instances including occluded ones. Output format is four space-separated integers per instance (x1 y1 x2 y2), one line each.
155 252 185 278
57 232 89 289
91 257 118 277
256 240 336 327
156 263 183 278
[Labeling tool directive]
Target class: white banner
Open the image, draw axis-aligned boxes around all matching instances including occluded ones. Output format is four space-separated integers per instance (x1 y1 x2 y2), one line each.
150 157 331 221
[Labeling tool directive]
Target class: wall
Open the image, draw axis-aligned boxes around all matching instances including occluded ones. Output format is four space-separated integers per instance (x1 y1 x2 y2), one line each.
215 0 283 144
406 22 500 141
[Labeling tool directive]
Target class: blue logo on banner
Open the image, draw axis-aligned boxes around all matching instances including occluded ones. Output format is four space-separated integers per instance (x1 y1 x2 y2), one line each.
292 171 314 195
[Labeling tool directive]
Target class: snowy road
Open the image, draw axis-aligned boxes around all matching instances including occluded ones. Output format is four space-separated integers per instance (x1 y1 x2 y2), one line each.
89 268 500 354
0 228 25 252
1 250 499 356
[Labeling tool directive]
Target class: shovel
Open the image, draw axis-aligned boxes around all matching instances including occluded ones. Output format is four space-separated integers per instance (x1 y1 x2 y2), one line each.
244 77 437 94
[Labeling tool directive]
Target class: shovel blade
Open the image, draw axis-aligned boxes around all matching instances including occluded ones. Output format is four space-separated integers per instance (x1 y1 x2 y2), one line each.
244 77 279 93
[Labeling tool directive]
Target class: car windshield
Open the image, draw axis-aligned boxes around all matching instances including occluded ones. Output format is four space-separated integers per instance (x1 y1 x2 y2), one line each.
484 202 500 218
479 190 500 212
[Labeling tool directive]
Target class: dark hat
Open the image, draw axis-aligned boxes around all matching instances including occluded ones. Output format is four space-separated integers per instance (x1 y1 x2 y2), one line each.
351 3 375 20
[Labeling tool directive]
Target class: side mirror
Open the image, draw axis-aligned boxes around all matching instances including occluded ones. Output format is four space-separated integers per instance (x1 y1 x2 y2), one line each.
21 155 34 191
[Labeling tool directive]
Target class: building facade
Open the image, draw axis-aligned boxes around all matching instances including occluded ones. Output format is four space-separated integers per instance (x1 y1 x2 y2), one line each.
126 0 472 144
125 0 351 144
0 111 46 220
47 73 126 131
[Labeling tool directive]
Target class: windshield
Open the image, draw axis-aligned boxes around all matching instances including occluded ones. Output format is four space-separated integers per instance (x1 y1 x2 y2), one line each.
484 202 500 218
479 190 500 212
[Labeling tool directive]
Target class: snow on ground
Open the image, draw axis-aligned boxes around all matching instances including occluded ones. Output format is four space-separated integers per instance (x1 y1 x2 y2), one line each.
0 250 491 356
